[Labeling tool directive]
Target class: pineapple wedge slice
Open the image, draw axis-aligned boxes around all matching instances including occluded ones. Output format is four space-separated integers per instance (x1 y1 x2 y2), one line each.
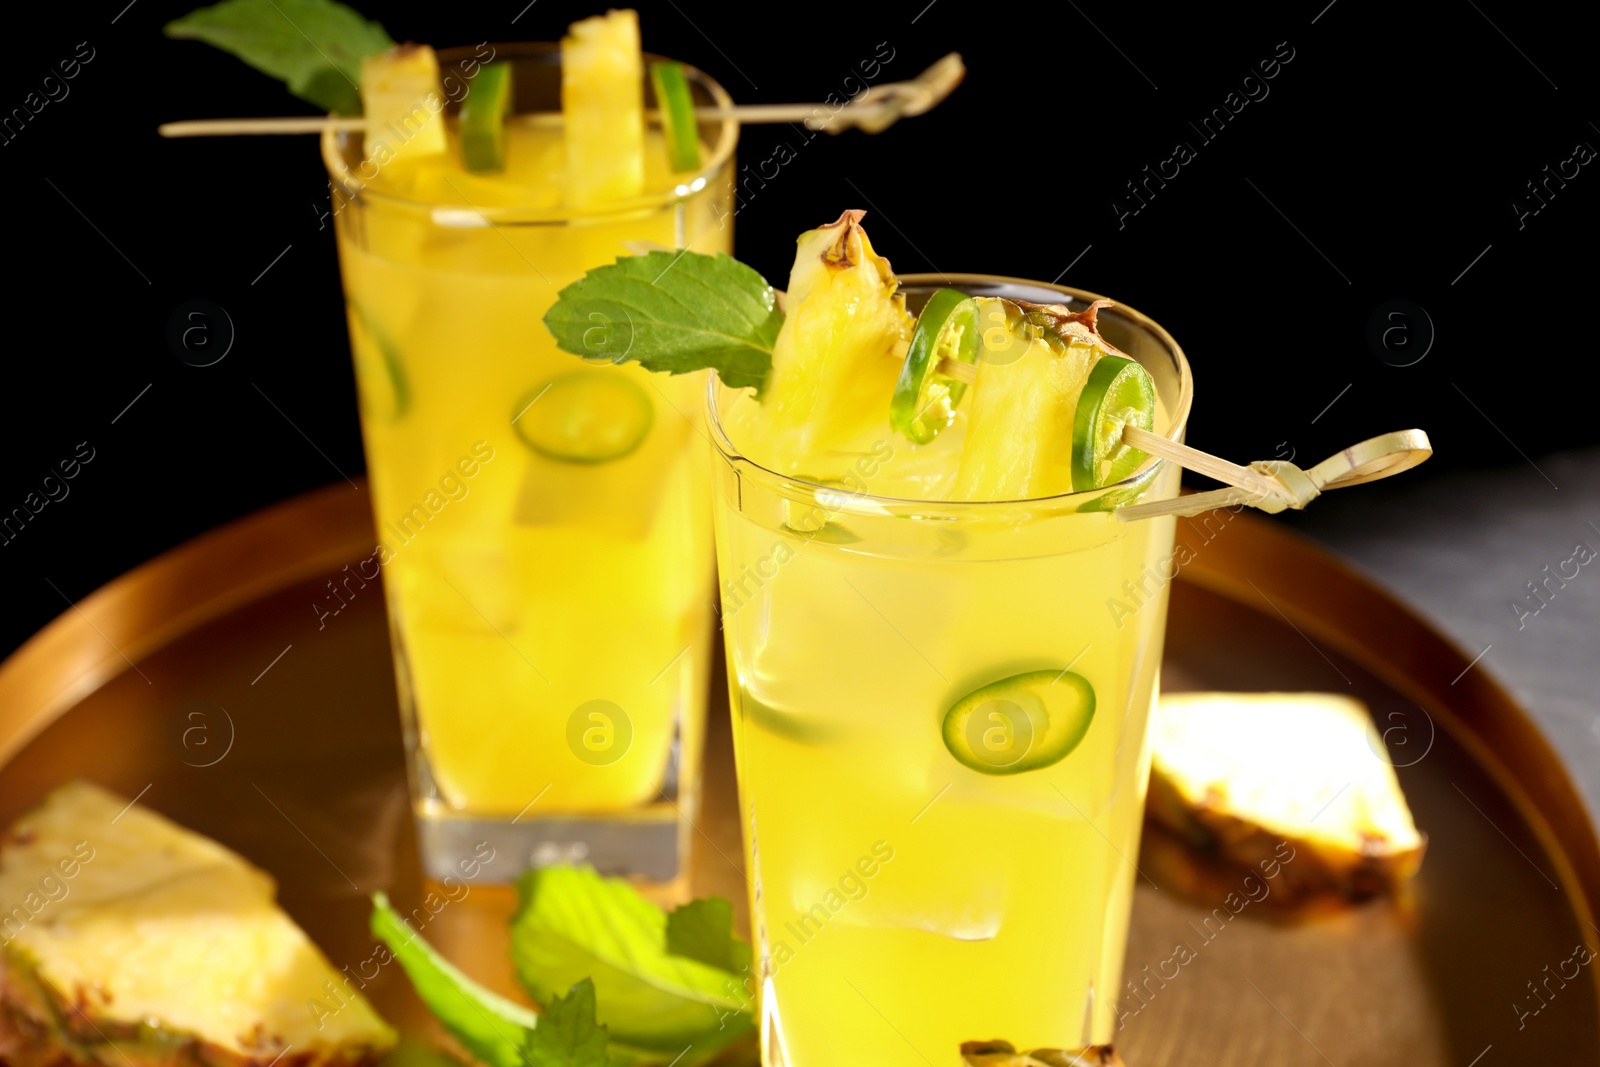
952 301 1116 501
754 210 914 474
1148 693 1426 900
562 9 645 206
0 782 394 1067
360 45 447 165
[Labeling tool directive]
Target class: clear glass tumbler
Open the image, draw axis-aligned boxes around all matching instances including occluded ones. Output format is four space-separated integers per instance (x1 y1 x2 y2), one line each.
321 43 737 882
710 276 1192 1063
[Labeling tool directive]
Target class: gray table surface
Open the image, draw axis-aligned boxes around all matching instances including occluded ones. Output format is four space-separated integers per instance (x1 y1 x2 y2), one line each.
1290 446 1600 824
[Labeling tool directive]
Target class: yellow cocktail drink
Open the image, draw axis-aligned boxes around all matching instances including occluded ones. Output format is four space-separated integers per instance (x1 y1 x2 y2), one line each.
322 39 736 878
711 272 1190 1062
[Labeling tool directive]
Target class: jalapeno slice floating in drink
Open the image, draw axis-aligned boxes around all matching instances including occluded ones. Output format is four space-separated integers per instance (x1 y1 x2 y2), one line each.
942 669 1096 775
460 61 514 173
890 288 980 444
649 60 701 172
1071 354 1157 491
513 371 653 462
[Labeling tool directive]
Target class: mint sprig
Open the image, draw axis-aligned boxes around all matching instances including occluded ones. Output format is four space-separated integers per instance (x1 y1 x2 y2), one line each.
510 866 754 1063
542 252 782 393
371 894 542 1067
523 980 614 1067
665 898 751 976
372 871 754 1067
372 895 646 1067
165 0 393 115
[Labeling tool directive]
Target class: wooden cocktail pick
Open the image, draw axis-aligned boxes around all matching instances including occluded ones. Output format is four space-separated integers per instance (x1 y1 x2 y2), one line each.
155 53 964 139
1112 427 1432 521
935 356 1431 518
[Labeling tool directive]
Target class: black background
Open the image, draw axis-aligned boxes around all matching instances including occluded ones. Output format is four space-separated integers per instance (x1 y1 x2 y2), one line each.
2 0 1595 657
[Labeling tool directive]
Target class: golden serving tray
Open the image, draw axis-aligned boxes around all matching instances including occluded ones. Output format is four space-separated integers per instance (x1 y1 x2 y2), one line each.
1 484 1595 1064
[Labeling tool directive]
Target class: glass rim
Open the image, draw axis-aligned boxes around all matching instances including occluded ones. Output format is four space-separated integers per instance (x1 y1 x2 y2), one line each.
706 272 1195 513
319 40 739 224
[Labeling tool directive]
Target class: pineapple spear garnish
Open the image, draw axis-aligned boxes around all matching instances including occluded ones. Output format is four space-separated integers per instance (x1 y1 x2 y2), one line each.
359 43 447 166
544 210 1430 508
562 10 646 205
0 782 394 1067
161 0 967 189
753 210 914 471
541 210 913 484
950 300 1125 501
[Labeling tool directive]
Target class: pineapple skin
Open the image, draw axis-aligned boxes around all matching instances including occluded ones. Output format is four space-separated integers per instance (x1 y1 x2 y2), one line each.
1146 693 1427 904
1144 771 1426 903
0 963 387 1067
960 1040 1126 1066
0 782 394 1067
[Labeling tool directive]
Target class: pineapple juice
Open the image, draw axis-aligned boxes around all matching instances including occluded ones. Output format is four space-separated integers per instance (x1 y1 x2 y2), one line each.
711 281 1189 1062
325 94 734 863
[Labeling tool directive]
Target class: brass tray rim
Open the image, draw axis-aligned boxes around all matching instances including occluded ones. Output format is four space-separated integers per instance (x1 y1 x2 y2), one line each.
1171 509 1600 941
0 482 374 767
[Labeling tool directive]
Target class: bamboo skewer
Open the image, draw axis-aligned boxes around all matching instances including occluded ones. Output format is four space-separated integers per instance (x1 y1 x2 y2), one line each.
1121 425 1285 502
1114 429 1433 522
157 53 965 140
160 116 365 136
160 25 1423 520
935 355 1430 519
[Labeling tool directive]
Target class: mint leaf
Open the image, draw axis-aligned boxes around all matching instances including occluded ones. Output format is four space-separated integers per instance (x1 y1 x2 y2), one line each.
370 894 538 1067
542 252 782 392
523 980 612 1067
665 899 752 976
510 866 753 1062
165 0 393 115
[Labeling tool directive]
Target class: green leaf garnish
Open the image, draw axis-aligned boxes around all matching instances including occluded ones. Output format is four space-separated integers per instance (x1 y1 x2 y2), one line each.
665 898 752 975
164 0 394 115
523 980 613 1067
510 866 753 1061
370 893 539 1067
542 252 782 392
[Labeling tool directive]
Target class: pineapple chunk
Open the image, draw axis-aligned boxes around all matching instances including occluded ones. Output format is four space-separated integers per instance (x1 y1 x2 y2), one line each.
360 44 448 166
1148 693 1426 900
562 9 645 206
753 210 914 474
952 301 1114 501
0 782 394 1067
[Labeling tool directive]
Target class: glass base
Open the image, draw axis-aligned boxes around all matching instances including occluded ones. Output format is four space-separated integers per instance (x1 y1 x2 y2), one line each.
416 805 681 884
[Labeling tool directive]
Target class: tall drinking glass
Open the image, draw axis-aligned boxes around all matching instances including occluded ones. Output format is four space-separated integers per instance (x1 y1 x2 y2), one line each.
321 44 737 882
711 276 1192 1063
